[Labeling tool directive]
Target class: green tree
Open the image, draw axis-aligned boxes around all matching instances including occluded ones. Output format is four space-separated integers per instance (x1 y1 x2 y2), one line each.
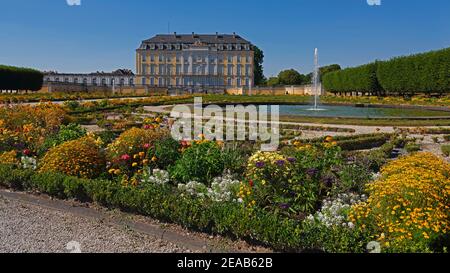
320 64 342 76
278 69 305 85
266 77 280 87
253 46 266 86
305 64 342 84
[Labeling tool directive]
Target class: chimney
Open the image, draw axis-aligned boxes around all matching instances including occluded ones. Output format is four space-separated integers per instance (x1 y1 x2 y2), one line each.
216 32 219 38
192 32 195 38
233 32 236 38
173 32 177 37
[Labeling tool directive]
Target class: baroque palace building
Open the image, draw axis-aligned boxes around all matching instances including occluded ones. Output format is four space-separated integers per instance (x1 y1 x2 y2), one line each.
136 32 255 90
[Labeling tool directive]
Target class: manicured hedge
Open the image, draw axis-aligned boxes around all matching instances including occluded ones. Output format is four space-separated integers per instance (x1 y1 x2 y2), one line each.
0 164 303 251
0 65 43 91
322 63 382 95
377 48 450 95
323 47 450 96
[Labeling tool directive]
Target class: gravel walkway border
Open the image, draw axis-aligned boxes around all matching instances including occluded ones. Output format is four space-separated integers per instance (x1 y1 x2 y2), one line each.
0 189 249 253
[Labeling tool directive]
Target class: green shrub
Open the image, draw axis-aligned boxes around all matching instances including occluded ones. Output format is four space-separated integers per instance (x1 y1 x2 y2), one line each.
337 135 389 151
441 145 450 157
0 164 34 190
38 123 87 155
148 137 181 169
222 142 252 176
332 164 372 196
169 141 225 184
31 172 67 198
405 143 421 153
350 142 395 172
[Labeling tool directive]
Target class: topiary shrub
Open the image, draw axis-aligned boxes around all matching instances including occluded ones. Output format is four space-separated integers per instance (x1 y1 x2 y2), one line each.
39 136 106 179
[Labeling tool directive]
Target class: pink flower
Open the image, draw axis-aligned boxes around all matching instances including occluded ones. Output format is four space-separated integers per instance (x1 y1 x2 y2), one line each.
143 143 151 149
121 154 131 161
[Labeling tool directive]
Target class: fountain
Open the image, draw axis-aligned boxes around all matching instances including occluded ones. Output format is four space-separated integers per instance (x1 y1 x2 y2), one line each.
308 48 325 111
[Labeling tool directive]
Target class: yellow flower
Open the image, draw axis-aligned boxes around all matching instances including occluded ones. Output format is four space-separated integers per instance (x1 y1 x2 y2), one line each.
151 156 158 162
132 162 138 167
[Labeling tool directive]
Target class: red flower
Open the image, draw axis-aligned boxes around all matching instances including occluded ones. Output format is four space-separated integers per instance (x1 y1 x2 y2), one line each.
121 154 131 161
249 180 254 188
23 149 31 156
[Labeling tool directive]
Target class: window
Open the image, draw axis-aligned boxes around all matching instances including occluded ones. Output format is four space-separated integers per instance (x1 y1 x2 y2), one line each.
246 78 250 87
237 55 241 63
150 54 155 62
237 65 241 76
245 65 251 76
227 64 233 76
159 64 164 75
227 78 232 86
167 56 171 62
158 78 163 86
237 78 241 87
227 55 233 63
159 55 163 62
110 78 115 85
83 78 87 84
142 64 147 75
64 78 69 83
142 78 146 85
150 77 154 86
120 78 125 85
142 54 147 62
150 64 155 74
101 78 106 86
74 78 78 84
129 78 134 86
176 65 181 75
176 78 180 86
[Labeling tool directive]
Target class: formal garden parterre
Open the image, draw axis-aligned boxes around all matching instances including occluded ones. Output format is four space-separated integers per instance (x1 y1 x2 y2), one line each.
0 101 449 253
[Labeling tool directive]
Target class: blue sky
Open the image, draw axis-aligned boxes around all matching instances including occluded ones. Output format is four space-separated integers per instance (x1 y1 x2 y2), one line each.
0 0 448 77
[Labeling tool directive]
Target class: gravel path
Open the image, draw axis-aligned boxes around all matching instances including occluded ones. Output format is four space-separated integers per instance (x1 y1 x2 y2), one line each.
0 195 190 253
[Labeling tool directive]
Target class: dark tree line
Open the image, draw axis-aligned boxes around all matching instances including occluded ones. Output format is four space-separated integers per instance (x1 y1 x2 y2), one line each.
0 65 44 91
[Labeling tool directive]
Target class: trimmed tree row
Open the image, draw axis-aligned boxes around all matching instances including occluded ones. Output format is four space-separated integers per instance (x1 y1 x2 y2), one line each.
0 65 44 92
323 47 450 96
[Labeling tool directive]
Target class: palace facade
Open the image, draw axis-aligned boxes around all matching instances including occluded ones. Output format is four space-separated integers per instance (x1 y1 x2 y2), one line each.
136 33 255 89
44 69 135 87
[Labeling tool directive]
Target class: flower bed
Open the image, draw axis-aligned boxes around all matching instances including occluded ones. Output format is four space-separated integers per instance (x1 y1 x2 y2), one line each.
0 103 448 253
